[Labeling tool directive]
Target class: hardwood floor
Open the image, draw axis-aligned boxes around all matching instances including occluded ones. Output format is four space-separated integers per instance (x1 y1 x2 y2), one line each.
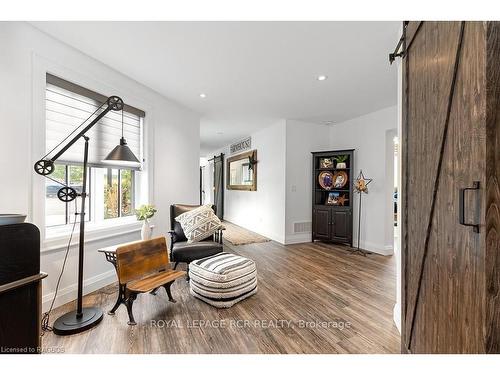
42 241 400 354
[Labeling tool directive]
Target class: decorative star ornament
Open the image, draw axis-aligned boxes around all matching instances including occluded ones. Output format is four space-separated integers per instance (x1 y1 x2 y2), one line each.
248 154 258 170
354 170 372 194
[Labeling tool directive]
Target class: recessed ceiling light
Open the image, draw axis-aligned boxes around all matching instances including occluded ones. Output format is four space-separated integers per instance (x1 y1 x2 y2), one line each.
317 75 328 81
325 121 333 125
200 93 207 98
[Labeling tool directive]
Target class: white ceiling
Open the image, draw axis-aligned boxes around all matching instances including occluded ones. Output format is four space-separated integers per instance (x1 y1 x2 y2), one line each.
32 21 400 154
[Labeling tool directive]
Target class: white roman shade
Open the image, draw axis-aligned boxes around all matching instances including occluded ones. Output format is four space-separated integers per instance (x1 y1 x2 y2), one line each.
45 74 144 170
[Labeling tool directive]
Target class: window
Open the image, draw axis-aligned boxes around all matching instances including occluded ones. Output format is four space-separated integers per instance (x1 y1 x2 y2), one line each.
103 168 135 219
44 74 145 231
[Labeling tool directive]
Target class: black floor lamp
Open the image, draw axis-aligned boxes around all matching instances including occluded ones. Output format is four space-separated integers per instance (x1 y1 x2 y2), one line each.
34 95 140 335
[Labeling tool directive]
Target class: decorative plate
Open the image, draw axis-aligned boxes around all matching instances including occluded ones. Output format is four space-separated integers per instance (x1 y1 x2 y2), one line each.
332 171 348 188
318 171 334 190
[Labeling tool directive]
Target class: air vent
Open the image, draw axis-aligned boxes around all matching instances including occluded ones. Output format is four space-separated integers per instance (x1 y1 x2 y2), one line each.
293 221 311 233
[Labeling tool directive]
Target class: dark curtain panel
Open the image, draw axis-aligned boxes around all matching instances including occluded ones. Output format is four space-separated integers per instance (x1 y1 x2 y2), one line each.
199 166 204 205
213 154 224 220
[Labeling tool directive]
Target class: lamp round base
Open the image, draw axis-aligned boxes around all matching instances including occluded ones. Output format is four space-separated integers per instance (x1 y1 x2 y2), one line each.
53 307 103 336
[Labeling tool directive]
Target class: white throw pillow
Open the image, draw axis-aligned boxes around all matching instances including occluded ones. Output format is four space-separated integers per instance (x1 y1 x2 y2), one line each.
175 205 223 243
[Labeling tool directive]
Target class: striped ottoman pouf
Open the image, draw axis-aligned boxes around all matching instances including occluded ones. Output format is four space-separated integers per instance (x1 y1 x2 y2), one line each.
189 252 258 308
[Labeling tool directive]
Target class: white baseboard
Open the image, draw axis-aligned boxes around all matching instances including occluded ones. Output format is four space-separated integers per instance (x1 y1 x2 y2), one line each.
284 233 311 245
393 302 401 333
42 270 117 313
358 240 394 256
262 233 285 244
384 244 395 254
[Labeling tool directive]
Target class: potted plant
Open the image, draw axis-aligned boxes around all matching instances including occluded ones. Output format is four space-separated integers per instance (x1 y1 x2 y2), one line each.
333 155 348 169
135 204 157 240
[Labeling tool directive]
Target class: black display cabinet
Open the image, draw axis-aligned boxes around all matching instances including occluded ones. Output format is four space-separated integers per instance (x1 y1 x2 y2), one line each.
311 149 354 246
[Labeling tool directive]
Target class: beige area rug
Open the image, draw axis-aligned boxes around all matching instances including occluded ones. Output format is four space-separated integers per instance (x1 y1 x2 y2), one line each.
222 221 271 246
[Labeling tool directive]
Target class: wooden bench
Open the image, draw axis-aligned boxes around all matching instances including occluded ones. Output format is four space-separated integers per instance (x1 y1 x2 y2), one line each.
113 237 185 325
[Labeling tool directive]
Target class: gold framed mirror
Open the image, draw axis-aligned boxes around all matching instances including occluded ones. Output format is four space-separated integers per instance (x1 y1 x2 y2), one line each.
226 150 257 191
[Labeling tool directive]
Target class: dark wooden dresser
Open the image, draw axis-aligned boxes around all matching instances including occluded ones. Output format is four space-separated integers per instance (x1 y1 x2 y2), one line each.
0 223 47 354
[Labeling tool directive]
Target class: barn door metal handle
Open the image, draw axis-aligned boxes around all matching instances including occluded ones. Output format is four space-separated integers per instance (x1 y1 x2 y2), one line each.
459 181 480 233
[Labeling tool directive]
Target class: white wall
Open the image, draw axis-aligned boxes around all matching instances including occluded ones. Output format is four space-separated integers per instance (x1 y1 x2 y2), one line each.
329 106 397 255
209 120 287 243
0 22 200 310
285 120 330 244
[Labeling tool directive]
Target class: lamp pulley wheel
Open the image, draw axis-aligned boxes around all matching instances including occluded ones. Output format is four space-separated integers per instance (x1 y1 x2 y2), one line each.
34 159 55 176
107 96 124 111
57 187 78 202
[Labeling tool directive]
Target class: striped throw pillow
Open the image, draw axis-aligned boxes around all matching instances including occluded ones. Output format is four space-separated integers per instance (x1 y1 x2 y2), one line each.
175 205 222 243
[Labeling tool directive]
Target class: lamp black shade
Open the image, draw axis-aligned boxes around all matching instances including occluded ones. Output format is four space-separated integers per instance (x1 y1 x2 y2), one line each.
104 137 141 165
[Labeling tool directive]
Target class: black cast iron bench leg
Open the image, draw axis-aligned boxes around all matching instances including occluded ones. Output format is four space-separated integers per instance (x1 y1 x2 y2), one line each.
108 283 126 315
126 293 137 326
163 281 176 303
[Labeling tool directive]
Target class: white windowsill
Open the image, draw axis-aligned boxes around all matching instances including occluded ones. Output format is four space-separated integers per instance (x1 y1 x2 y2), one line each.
42 217 142 253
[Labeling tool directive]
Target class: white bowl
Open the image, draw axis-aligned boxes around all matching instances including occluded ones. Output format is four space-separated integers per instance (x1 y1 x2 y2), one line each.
0 214 27 225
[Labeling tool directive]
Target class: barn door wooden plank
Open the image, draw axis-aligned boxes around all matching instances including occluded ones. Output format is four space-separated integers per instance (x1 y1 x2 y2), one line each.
406 21 467 351
403 21 463 351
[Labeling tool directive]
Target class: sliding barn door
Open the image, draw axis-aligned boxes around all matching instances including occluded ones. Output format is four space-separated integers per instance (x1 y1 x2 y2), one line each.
402 21 500 353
